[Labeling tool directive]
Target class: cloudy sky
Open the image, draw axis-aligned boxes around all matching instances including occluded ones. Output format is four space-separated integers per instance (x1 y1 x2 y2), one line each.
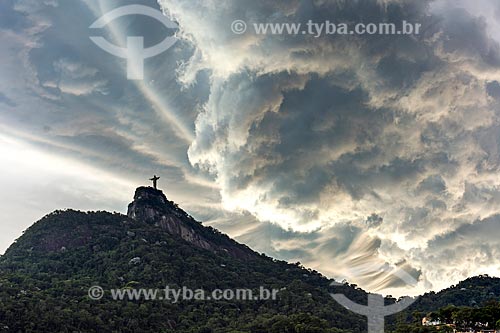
2 0 500 297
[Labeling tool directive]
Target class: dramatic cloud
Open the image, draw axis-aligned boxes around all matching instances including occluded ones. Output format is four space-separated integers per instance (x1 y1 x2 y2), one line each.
159 0 500 294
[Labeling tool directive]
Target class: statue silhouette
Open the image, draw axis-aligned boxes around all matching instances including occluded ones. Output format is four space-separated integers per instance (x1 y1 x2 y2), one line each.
149 175 160 189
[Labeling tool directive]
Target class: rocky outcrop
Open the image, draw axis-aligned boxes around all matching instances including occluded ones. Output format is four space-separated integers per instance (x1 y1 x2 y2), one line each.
157 215 213 251
127 187 255 259
127 187 171 222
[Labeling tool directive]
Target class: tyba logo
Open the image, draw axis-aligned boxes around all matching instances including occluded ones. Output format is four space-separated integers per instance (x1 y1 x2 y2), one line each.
89 5 178 80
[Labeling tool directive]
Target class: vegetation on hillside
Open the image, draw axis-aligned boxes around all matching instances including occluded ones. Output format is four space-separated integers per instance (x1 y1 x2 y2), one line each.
390 300 500 333
0 210 367 333
2 206 500 332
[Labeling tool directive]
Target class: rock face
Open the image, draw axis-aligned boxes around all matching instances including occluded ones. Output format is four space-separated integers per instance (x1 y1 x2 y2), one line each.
127 187 254 259
127 187 171 223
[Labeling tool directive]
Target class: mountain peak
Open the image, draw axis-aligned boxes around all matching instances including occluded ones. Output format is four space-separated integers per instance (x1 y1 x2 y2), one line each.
132 186 167 201
127 186 172 222
126 186 255 259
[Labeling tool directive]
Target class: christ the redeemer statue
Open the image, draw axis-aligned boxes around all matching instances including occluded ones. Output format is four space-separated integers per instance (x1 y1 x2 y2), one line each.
149 175 160 189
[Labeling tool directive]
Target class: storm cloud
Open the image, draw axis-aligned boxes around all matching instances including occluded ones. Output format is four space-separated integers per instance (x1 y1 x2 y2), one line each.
158 0 500 294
